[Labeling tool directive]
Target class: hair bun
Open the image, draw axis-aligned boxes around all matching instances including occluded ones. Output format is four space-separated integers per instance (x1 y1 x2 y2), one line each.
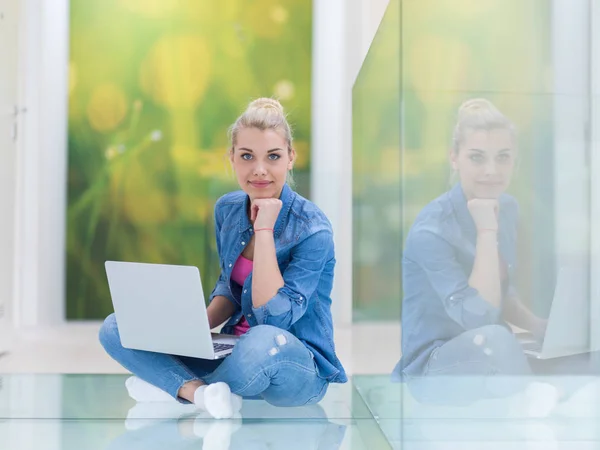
457 98 498 119
451 97 516 154
248 97 284 114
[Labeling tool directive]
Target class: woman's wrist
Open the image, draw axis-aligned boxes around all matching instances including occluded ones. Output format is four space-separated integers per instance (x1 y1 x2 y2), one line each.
254 227 274 233
477 227 498 234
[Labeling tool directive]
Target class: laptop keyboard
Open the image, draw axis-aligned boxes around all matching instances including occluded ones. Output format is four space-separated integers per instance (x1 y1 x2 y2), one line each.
522 341 543 353
213 343 235 353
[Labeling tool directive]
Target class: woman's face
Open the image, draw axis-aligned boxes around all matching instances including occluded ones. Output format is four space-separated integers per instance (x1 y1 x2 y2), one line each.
450 128 516 200
230 127 295 201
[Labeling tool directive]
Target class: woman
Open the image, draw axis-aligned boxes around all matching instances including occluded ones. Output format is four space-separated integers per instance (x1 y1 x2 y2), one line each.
100 98 347 419
396 99 554 401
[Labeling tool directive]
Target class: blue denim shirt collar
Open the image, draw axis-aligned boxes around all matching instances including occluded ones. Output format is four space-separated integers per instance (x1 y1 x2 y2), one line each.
237 183 295 238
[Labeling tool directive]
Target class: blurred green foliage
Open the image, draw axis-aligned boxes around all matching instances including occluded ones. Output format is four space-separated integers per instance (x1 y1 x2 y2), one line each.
67 0 313 319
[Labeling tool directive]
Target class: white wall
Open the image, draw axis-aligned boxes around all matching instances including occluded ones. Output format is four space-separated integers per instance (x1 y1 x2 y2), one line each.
552 0 600 350
351 0 391 85
312 0 389 326
0 0 20 347
591 0 600 351
552 0 590 267
13 0 68 327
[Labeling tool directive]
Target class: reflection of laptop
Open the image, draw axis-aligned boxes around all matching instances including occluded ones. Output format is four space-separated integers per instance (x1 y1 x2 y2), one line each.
521 267 589 360
105 261 238 360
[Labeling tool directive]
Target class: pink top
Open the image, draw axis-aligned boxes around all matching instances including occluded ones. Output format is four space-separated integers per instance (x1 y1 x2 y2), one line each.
231 255 253 336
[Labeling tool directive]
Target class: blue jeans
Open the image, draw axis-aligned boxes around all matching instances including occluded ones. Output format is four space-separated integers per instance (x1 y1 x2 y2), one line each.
424 325 532 376
99 313 329 406
407 324 600 405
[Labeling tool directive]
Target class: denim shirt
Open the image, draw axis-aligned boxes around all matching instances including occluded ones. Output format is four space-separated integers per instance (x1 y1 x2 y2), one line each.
395 183 519 377
208 183 347 383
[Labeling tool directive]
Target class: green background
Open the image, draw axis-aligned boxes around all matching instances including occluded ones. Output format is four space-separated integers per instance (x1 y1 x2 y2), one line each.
67 0 313 319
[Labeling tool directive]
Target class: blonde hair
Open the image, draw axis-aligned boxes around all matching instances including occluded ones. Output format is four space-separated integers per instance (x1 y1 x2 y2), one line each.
228 97 295 186
452 98 516 153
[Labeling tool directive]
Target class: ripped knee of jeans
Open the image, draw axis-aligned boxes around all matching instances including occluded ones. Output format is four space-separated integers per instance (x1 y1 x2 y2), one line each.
473 334 485 346
275 334 287 346
268 334 288 356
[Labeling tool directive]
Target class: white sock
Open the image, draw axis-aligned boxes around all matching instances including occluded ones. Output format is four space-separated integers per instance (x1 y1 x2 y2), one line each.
194 385 209 410
231 391 243 412
523 422 559 450
522 382 560 418
554 379 600 417
194 382 243 419
193 411 242 450
124 402 197 431
125 376 176 402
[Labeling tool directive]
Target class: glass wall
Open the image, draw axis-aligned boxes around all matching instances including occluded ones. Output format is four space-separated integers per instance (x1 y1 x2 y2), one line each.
352 0 597 445
352 0 401 321
353 0 592 323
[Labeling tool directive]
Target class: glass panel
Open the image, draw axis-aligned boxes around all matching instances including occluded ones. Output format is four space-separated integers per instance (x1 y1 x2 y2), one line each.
352 0 598 445
352 0 402 321
355 374 600 448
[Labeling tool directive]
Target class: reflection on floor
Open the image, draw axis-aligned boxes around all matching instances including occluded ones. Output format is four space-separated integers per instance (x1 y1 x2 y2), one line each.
0 374 389 450
354 375 600 449
3 374 600 449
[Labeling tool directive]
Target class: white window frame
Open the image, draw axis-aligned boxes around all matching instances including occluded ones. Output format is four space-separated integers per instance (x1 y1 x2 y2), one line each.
590 0 600 351
13 0 68 328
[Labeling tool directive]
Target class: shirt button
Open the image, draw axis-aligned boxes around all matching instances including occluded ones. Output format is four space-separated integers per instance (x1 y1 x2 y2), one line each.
243 289 247 294
241 241 245 245
228 263 232 268
248 313 253 318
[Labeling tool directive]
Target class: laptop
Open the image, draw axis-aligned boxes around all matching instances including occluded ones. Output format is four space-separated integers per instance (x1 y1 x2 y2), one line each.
520 267 590 360
105 261 239 359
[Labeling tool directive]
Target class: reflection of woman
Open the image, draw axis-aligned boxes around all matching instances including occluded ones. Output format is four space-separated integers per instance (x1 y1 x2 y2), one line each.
100 98 347 418
107 404 347 450
397 99 547 382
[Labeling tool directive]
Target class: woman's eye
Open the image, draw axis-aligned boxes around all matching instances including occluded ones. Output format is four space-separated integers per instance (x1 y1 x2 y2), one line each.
268 154 281 161
469 154 484 163
241 153 253 161
497 154 510 162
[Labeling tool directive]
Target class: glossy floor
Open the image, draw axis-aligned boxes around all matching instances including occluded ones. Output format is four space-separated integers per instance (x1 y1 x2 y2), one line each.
3 374 600 449
0 374 389 450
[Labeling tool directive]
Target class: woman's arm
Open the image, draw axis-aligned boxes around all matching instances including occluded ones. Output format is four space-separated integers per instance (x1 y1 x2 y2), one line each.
251 229 333 330
503 292 547 339
252 230 285 307
248 197 332 330
404 229 502 331
466 199 502 308
206 295 237 329
468 230 502 308
249 198 286 308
